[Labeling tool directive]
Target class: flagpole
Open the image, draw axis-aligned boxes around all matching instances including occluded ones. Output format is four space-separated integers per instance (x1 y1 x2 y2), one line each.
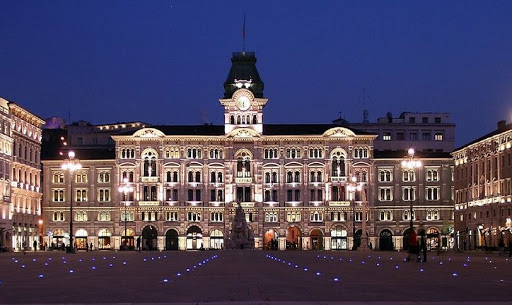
242 13 246 53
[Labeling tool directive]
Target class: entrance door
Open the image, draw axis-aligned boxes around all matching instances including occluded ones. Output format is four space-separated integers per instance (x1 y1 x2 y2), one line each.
186 226 202 250
286 227 301 250
379 229 394 251
310 229 323 250
142 225 158 251
166 229 179 250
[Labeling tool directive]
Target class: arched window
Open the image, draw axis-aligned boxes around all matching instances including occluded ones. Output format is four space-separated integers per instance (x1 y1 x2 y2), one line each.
265 172 271 184
142 151 157 177
331 152 346 177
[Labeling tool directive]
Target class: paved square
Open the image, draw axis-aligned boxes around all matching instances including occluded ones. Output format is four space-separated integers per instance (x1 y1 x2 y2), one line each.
0 250 510 304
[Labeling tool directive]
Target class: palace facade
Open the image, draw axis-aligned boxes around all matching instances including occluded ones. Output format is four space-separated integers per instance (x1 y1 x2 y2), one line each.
453 120 512 250
41 52 455 251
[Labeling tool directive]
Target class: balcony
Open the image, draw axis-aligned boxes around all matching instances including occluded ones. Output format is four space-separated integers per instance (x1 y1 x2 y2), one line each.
309 201 324 207
234 202 255 208
328 201 351 207
330 176 347 182
235 177 252 184
141 176 159 183
186 201 203 207
139 201 160 206
165 200 179 206
209 201 225 207
285 201 303 207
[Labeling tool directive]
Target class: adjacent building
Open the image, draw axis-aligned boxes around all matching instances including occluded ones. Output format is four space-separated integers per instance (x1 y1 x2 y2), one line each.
0 97 44 252
41 51 455 251
452 120 512 250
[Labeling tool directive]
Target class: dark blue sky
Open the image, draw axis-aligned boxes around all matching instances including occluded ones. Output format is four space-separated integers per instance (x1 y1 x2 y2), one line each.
1 1 511 147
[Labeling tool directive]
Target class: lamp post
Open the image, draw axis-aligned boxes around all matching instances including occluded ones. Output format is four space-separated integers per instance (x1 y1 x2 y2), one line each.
61 151 82 254
118 178 134 250
38 219 43 250
401 148 422 230
348 176 363 250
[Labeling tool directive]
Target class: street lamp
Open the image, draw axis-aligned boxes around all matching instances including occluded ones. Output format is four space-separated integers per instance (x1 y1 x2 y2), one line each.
401 148 422 230
118 178 134 250
347 176 363 250
61 151 82 254
38 219 43 250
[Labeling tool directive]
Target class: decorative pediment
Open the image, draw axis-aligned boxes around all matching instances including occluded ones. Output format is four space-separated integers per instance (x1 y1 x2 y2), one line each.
227 128 260 139
323 127 356 138
133 128 165 138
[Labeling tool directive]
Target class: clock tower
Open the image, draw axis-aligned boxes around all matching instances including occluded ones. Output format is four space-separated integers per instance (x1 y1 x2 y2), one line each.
219 52 268 135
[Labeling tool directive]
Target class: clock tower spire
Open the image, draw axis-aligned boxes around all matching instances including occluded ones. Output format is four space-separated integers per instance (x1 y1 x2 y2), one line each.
219 52 268 135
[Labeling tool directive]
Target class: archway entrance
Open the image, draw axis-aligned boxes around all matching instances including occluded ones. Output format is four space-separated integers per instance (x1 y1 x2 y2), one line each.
98 229 112 250
310 229 323 250
264 229 278 250
121 228 135 250
142 225 157 251
51 229 65 250
331 226 348 250
426 227 439 251
75 229 88 250
379 229 394 251
165 229 179 250
186 226 202 250
286 226 301 250
353 229 362 250
210 229 224 250
403 228 415 251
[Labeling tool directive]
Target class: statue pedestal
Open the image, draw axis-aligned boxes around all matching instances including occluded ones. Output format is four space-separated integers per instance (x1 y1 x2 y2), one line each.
225 205 254 250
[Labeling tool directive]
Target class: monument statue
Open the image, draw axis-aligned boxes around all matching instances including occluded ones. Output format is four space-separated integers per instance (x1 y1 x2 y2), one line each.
225 204 254 249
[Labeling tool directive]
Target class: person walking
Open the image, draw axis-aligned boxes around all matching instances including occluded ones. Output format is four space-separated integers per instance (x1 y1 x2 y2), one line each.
136 236 141 252
33 240 37 252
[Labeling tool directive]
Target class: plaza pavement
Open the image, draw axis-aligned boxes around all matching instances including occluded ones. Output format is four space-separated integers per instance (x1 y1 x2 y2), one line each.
0 249 510 305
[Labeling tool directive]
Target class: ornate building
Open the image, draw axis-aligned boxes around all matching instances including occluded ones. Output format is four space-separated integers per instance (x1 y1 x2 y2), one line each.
0 98 13 251
41 51 454 251
453 120 512 250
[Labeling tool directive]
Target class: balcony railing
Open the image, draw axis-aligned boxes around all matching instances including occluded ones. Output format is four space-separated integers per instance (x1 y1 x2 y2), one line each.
139 201 160 206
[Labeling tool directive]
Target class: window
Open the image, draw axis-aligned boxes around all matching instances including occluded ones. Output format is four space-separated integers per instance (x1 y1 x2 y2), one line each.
75 189 87 202
75 211 88 221
422 117 428 123
121 211 134 221
383 133 392 141
53 189 64 202
379 188 392 201
409 117 416 123
75 171 87 183
166 211 178 221
209 148 224 159
426 187 440 201
121 170 134 182
379 210 393 221
264 148 279 159
286 211 301 222
165 147 180 159
265 212 278 222
121 148 135 159
187 211 201 221
435 133 443 141
210 212 223 222
354 148 369 159
142 211 158 221
403 210 415 221
310 211 323 222
396 132 405 141
286 148 301 159
142 151 157 176
422 132 431 141
309 148 323 159
331 152 346 177
97 171 111 183
426 209 439 220
52 172 64 184
426 169 439 182
402 187 416 201
434 117 441 123
330 211 347 221
97 188 111 202
98 212 111 221
402 170 415 182
378 169 392 182
52 211 64 221
410 133 418 141
186 148 202 159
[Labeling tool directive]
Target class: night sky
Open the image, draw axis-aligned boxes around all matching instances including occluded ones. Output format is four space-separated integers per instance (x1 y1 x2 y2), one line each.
1 1 511 147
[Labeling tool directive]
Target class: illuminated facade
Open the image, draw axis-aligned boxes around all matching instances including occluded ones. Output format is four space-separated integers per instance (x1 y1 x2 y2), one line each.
0 98 13 251
453 120 512 250
41 52 454 251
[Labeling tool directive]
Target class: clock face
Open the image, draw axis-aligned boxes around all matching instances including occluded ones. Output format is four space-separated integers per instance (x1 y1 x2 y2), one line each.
237 95 251 111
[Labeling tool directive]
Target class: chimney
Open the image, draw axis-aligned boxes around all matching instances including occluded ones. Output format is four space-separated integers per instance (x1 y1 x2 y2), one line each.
497 120 507 129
